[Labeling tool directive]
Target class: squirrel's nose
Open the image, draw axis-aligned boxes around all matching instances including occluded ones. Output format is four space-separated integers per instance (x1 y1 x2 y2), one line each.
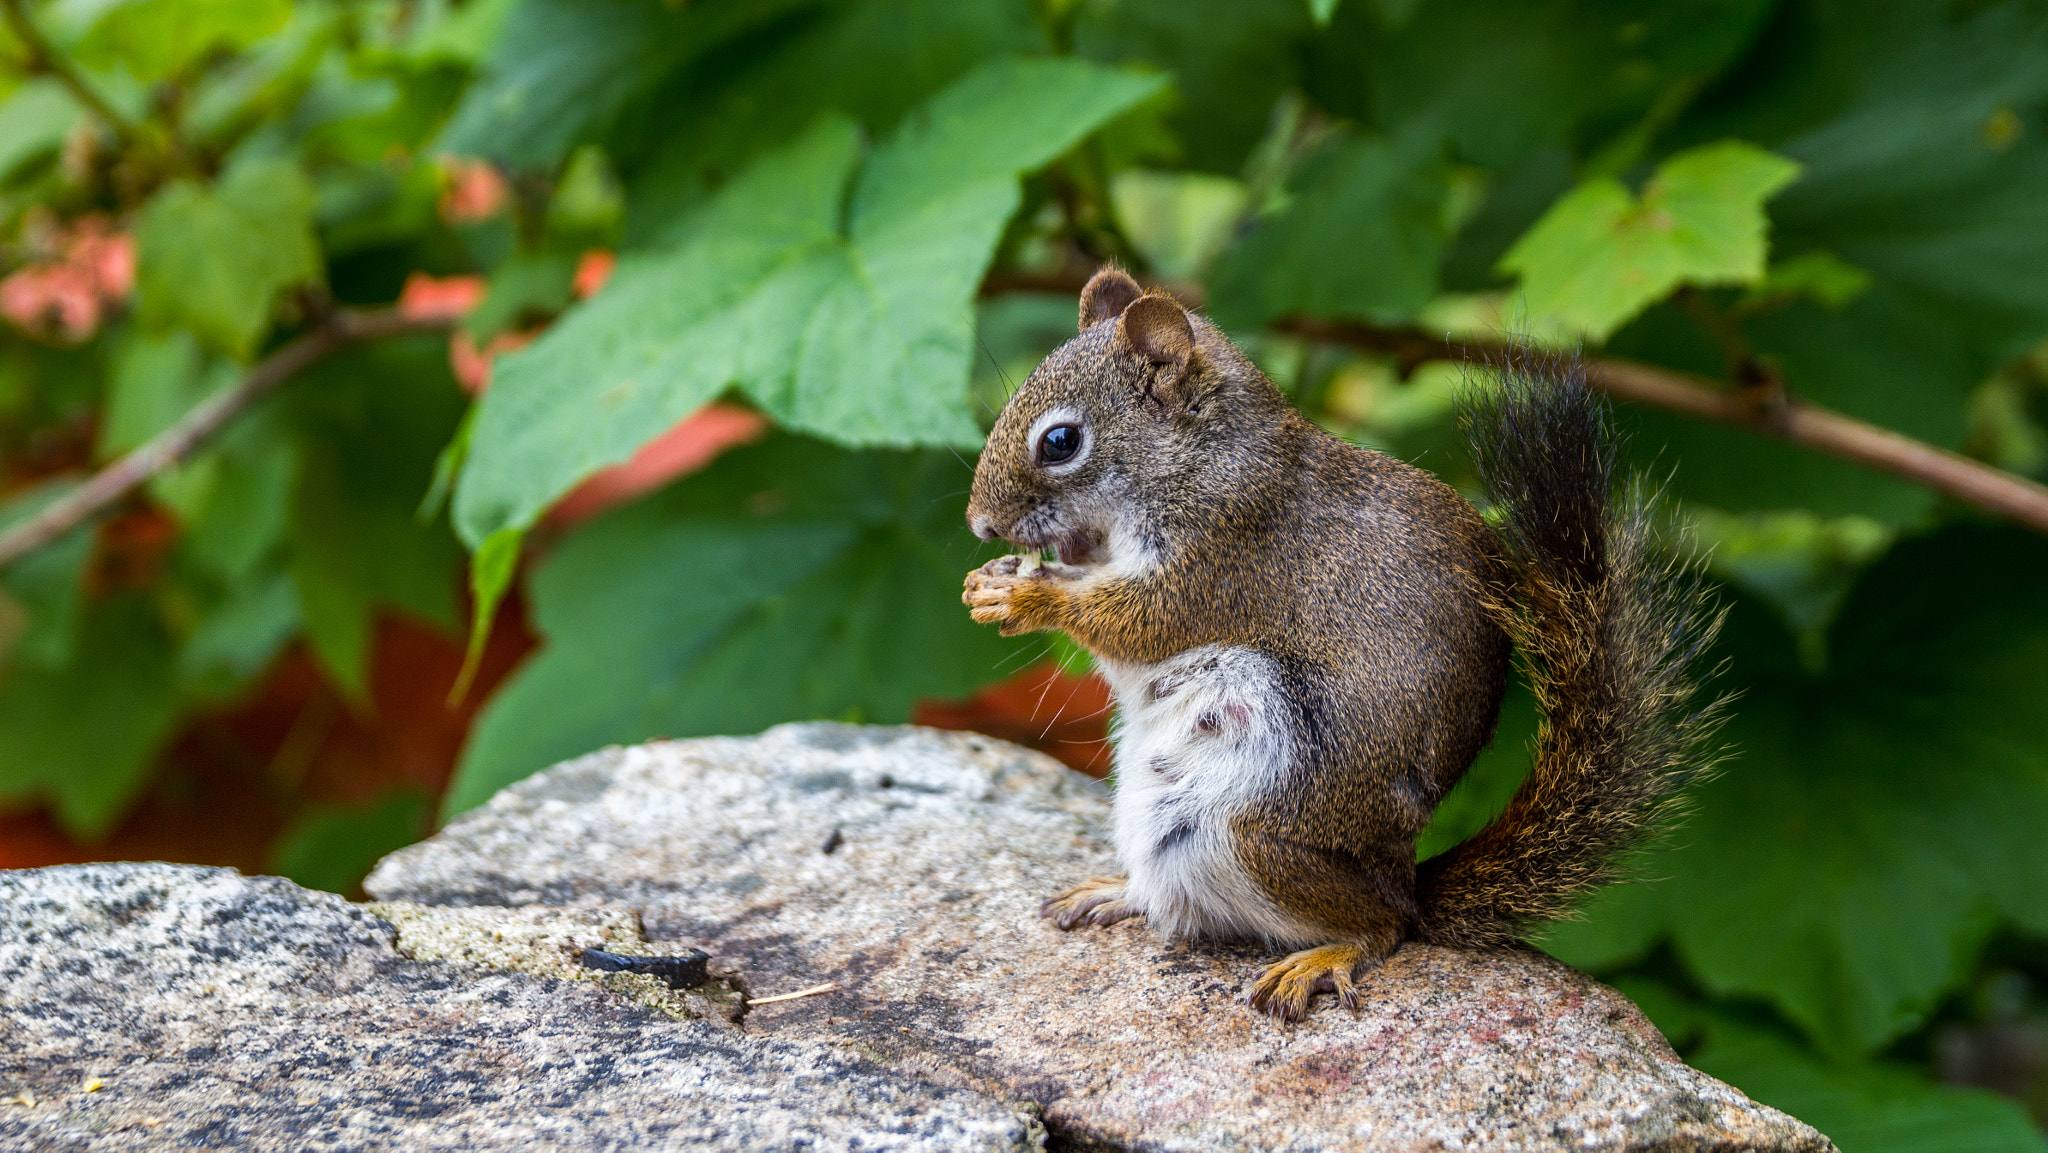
968 513 1000 541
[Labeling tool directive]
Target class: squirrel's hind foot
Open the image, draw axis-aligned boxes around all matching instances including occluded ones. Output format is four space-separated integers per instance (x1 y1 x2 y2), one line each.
1040 876 1140 930
1242 943 1377 1022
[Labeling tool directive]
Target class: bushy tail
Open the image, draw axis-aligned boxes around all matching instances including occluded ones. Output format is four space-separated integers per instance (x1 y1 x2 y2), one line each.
1414 353 1728 950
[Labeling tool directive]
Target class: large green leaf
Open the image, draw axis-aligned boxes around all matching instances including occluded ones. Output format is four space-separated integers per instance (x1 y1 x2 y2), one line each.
446 434 1020 816
1319 0 1776 170
1209 129 1453 328
1500 140 1800 340
436 0 820 170
74 0 291 84
1629 0 2048 522
1073 0 1311 174
1736 0 2048 362
618 0 1047 242
1545 526 2048 1057
1619 980 2048 1153
134 158 323 359
453 57 1165 547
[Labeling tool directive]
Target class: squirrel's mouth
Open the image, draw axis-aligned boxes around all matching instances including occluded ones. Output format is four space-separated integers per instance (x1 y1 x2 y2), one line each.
1006 526 1100 568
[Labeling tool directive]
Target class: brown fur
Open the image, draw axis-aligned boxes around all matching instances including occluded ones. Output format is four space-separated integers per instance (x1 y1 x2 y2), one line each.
964 268 1721 1020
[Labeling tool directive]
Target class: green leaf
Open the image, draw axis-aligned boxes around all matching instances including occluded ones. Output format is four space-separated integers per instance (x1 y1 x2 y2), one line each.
135 158 323 359
402 0 518 65
1701 1027 2048 1153
1742 251 1873 311
453 57 1166 547
178 413 298 582
1683 508 1893 670
1758 0 2048 363
464 247 575 342
1322 0 1776 171
290 513 371 700
270 790 431 895
446 434 1021 817
0 479 94 673
1607 2 2048 526
1074 0 1312 174
1617 981 2048 1153
1500 140 1801 340
451 526 522 704
102 332 299 579
618 0 1048 244
285 337 468 694
1545 526 2048 1056
0 79 79 181
176 566 300 700
0 597 182 839
98 328 215 460
1109 169 1248 282
547 145 623 237
75 0 291 83
1416 676 1540 861
436 0 816 170
1307 0 1343 27
1209 130 1453 327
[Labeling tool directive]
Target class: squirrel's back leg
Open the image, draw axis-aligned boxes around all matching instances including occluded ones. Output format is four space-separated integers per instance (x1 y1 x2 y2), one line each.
1230 821 1414 1019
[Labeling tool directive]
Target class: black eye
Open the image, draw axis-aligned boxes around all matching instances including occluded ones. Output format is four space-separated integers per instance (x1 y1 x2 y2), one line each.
1037 424 1082 465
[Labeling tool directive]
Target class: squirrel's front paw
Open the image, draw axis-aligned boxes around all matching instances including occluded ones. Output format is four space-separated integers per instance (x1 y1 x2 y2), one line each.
963 556 1045 635
1040 876 1140 930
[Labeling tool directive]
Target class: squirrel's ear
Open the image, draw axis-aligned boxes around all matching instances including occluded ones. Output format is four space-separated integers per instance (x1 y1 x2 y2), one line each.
1078 266 1143 331
1116 292 1197 406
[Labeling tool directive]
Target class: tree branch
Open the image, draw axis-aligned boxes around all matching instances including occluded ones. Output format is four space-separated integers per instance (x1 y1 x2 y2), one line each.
0 0 142 148
0 308 453 570
983 270 2048 537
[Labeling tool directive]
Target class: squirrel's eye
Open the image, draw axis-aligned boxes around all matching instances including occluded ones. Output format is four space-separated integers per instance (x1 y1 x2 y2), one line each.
1037 424 1082 465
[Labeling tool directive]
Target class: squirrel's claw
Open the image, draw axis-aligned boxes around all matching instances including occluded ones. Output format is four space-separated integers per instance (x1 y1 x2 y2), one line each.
1242 944 1372 1022
1040 877 1140 930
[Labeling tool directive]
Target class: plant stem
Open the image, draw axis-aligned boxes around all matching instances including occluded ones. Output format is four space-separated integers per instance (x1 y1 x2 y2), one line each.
983 269 2048 538
0 308 454 570
0 0 142 148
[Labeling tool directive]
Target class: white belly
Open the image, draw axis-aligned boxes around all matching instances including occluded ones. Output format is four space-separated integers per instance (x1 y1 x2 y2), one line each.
1097 645 1323 947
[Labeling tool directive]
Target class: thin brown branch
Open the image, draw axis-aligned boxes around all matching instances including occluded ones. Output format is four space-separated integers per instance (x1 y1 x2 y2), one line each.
0 0 142 147
0 308 453 570
982 269 2048 537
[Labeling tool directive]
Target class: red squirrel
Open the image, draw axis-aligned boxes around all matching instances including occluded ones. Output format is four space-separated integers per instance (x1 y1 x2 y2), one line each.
962 267 1723 1020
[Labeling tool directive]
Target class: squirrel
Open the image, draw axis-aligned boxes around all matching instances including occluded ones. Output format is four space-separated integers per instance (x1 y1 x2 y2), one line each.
961 266 1724 1021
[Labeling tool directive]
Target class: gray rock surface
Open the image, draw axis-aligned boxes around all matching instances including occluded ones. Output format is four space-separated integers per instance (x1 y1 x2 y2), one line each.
0 862 1043 1151
363 722 1836 1152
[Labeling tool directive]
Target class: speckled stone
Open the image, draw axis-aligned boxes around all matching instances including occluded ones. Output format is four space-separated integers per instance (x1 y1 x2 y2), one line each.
0 862 1044 1151
367 722 1836 1152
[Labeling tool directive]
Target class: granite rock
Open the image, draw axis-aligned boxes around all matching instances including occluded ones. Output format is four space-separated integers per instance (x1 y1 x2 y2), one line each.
366 723 1836 1152
0 862 1044 1151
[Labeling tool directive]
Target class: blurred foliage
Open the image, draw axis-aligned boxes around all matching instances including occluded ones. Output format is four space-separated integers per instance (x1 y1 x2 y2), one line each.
2 0 2048 1145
